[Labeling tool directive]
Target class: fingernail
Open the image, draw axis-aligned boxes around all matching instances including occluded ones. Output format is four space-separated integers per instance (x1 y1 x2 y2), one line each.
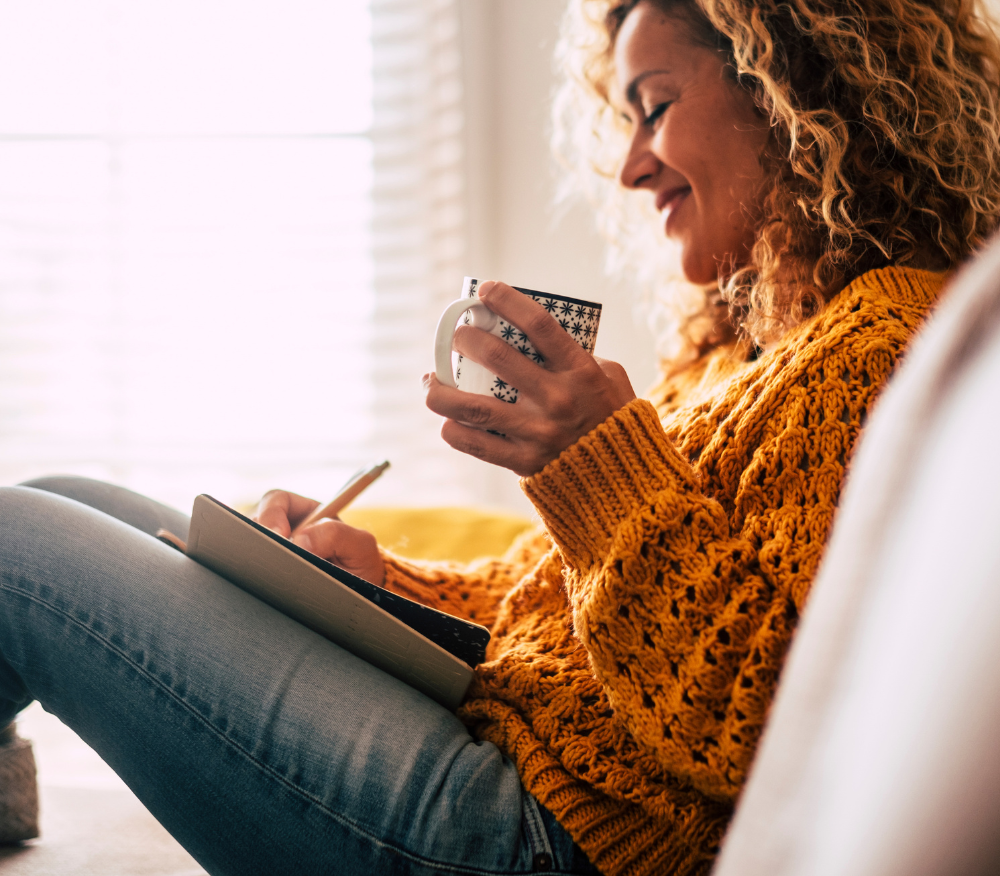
421 373 432 391
292 533 313 552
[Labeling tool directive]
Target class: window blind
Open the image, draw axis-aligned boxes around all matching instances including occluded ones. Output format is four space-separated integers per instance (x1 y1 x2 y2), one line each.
366 0 485 506
0 0 480 512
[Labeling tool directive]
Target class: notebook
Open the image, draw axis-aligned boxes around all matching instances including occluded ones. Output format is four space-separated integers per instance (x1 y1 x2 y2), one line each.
184 495 491 710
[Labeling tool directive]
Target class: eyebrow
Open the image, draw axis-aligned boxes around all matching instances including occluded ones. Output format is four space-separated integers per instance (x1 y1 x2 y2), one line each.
624 69 673 106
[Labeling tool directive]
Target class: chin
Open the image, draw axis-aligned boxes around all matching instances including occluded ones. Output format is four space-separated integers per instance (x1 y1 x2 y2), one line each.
679 250 719 286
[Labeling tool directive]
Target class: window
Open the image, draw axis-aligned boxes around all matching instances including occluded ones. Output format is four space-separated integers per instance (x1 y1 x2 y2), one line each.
0 0 483 513
0 0 377 509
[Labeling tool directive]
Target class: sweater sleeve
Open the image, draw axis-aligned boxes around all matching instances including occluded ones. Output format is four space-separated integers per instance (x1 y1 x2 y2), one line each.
522 396 839 801
380 525 551 630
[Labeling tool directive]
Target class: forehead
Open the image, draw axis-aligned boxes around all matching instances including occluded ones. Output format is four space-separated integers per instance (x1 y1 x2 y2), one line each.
612 4 710 102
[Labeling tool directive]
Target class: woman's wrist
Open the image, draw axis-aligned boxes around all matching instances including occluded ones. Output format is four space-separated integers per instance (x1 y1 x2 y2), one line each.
522 398 698 568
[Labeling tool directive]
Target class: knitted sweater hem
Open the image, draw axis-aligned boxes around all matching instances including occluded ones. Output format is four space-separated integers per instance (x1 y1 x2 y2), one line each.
461 699 725 876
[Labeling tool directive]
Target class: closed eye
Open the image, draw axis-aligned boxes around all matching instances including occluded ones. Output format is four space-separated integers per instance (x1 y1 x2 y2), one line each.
644 102 671 126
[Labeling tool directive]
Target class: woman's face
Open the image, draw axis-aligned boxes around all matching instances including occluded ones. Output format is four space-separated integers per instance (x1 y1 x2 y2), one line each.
613 2 771 284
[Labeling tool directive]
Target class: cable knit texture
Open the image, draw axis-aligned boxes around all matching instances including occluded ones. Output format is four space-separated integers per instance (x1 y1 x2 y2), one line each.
382 267 944 876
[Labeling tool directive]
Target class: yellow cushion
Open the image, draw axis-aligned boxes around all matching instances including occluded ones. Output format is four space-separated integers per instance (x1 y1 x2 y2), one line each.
339 506 535 563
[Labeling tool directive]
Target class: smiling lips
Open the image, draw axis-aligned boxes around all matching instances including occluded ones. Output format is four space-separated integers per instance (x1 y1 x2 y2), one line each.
656 185 690 216
656 185 691 236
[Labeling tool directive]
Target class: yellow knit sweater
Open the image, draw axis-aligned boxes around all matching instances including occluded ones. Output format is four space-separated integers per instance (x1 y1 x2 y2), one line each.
382 266 945 876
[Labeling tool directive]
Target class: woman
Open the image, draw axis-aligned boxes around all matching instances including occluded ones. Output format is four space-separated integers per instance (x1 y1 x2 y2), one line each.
2 0 998 874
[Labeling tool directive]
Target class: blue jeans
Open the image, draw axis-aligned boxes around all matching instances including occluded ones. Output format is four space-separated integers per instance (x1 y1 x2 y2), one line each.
0 477 599 876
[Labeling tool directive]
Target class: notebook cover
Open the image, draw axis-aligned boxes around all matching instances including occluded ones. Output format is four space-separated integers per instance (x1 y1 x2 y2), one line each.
186 495 491 709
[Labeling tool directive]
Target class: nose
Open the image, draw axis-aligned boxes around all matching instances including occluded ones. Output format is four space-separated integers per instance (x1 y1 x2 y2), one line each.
618 126 660 190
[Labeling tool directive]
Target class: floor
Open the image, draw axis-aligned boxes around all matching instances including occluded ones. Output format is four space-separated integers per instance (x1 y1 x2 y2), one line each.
0 703 207 875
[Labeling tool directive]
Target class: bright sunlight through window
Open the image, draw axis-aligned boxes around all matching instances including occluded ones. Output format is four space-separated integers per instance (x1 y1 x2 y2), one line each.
0 0 375 510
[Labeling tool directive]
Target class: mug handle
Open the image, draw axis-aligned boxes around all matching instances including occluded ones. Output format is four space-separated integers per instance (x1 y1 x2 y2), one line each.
433 298 500 388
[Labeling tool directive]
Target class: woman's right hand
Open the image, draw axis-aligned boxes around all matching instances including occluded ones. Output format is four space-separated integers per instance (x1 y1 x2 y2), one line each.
253 490 385 587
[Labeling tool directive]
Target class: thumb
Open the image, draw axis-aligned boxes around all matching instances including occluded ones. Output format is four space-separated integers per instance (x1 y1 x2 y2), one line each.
294 518 384 586
291 530 315 553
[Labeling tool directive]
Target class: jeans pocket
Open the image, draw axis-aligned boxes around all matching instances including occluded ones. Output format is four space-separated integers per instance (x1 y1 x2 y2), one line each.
521 794 602 875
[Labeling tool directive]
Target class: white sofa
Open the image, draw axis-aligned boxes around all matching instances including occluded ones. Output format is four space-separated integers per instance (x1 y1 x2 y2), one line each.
714 238 1000 876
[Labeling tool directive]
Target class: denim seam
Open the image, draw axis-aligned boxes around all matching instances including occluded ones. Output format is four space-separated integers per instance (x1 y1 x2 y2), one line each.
3 581 538 876
521 793 555 867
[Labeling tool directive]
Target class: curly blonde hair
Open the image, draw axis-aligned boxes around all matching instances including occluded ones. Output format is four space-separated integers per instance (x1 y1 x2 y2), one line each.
554 0 1000 353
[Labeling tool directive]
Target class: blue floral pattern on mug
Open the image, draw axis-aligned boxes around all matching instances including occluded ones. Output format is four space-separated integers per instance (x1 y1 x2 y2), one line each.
457 279 602 404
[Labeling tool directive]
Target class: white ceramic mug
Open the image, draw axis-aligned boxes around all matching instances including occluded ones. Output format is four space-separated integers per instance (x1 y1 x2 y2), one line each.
434 277 602 404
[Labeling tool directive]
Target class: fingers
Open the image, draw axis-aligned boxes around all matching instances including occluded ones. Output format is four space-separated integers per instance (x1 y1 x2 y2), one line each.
432 380 584 476
440 415 576 476
476 281 587 367
293 518 385 586
425 348 638 472
448 324 546 399
440 419 542 477
450 315 597 409
256 492 385 585
292 517 372 560
253 490 319 538
425 278 637 476
424 372 523 434
424 369 532 470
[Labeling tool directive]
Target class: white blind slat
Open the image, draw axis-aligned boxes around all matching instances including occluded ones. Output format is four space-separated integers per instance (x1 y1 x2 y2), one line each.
0 0 486 511
368 0 488 506
0 0 376 509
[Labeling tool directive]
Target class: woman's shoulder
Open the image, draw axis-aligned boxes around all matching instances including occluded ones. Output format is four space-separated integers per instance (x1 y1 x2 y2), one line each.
772 265 949 367
836 265 948 320
649 265 948 415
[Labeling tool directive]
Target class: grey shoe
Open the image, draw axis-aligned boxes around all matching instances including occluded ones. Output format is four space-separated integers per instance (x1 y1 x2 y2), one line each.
0 723 40 843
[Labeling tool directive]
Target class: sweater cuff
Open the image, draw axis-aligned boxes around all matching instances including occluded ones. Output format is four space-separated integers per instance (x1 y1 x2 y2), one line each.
380 549 434 591
522 398 698 569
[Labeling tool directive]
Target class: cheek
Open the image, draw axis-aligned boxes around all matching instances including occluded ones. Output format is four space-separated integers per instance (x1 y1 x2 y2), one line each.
661 111 757 222
657 112 715 179
683 148 767 281
701 125 768 243
656 96 770 280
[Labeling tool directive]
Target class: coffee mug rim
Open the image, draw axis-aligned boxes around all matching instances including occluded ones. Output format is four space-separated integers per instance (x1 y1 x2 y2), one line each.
512 286 603 310
465 277 601 311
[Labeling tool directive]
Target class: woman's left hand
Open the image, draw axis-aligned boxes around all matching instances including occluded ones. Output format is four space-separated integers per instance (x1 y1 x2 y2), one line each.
423 280 637 476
